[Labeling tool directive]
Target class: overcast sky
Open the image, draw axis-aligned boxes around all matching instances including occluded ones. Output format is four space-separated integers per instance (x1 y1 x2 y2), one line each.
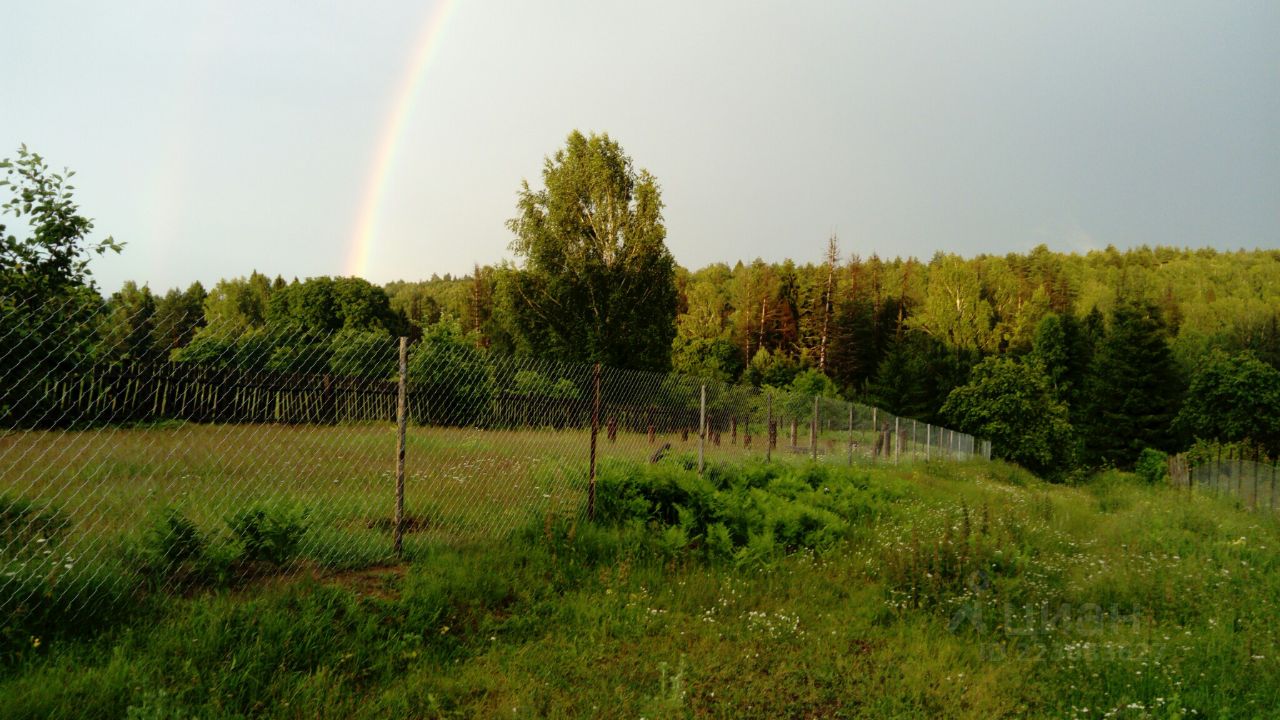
4 0 1278 293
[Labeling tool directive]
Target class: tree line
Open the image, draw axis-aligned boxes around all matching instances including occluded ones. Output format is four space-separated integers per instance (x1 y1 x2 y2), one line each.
5 136 1279 477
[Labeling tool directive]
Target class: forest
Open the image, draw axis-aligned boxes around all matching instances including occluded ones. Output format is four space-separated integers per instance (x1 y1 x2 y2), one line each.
63 242 1280 479
6 137 1280 478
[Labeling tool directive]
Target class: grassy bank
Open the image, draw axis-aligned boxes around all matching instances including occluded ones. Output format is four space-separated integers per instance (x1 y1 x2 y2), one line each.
2 457 1277 717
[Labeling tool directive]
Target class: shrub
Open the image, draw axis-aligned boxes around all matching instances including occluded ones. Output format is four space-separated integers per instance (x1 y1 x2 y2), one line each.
130 509 208 590
146 510 205 567
1134 448 1170 485
704 522 735 561
594 461 879 565
226 505 308 566
595 464 651 525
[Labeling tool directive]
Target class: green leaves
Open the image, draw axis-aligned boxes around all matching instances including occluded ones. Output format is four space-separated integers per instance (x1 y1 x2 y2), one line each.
503 131 678 371
1 144 122 300
1175 350 1280 456
942 356 1074 476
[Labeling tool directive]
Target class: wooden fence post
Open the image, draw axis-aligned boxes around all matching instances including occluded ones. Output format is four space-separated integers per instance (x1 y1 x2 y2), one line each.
322 373 335 424
766 391 774 463
393 337 407 558
588 363 601 521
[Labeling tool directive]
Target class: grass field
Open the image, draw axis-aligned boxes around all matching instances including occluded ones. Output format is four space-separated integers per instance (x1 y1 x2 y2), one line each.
0 444 1277 717
0 420 899 659
0 421 917 553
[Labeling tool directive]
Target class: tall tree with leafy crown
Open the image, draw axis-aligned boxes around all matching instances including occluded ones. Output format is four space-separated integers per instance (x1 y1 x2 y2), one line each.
502 131 677 370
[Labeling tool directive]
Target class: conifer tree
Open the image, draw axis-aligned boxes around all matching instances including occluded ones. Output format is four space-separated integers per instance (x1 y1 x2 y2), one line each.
1081 302 1184 468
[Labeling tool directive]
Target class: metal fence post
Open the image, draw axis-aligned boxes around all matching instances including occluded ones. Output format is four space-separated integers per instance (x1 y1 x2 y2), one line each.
1236 448 1243 498
1216 445 1222 493
847 404 854 466
871 407 878 463
810 395 819 461
894 416 900 465
698 383 706 474
588 363 601 521
926 424 931 462
393 336 407 558
1249 456 1257 509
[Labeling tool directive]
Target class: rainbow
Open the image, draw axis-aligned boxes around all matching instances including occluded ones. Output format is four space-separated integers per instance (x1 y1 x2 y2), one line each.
346 0 458 279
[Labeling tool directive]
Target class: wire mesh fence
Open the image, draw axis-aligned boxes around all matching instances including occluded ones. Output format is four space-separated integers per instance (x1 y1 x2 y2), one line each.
1170 451 1280 511
1 294 988 630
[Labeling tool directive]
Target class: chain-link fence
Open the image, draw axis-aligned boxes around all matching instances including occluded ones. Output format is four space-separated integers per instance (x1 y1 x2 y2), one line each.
1 294 988 630
1170 452 1280 511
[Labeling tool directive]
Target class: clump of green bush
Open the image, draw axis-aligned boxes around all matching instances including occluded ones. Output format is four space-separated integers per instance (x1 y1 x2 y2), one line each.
1134 447 1170 484
131 503 310 592
226 505 309 566
594 460 904 566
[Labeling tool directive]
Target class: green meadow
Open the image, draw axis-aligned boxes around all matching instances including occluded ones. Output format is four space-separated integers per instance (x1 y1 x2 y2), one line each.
1 429 1277 717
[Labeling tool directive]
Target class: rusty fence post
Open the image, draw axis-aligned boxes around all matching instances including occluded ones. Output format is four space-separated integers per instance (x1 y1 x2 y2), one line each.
588 363 601 520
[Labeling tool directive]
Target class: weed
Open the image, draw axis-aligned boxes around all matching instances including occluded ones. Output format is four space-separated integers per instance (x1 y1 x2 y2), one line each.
226 504 309 566
0 495 70 552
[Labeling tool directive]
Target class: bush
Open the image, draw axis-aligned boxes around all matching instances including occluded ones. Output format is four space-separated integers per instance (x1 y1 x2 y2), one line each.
593 461 880 565
408 316 494 426
1134 448 1170 485
129 509 208 590
226 505 309 566
146 510 205 567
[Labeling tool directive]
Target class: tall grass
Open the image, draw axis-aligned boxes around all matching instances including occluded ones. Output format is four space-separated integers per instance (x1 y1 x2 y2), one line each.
3 452 1278 716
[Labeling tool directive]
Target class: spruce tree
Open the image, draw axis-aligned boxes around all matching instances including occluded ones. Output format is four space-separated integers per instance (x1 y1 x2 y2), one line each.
1030 312 1093 425
1081 302 1183 468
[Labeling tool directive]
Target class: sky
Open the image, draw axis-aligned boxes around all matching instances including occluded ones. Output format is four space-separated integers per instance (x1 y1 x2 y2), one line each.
3 0 1278 294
